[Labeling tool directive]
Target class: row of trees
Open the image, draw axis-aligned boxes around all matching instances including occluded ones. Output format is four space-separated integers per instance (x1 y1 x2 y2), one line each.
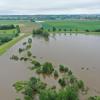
0 35 13 45
41 26 78 32
41 26 100 33
0 24 15 30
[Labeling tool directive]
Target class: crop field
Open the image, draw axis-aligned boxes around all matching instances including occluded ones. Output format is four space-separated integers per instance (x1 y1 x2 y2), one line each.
41 20 100 32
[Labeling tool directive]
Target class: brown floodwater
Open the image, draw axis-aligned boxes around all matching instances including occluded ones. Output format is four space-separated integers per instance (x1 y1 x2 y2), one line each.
0 33 100 100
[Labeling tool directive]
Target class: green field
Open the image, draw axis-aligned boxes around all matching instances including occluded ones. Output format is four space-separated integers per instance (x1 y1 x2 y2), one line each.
0 29 17 34
41 20 100 33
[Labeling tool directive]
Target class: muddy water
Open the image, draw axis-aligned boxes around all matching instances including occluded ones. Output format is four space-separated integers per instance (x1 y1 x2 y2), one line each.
0 33 100 100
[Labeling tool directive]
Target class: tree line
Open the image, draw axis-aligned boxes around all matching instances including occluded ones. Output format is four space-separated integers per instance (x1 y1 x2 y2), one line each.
0 24 15 30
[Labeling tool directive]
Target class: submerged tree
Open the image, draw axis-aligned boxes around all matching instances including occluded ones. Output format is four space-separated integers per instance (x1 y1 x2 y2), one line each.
58 78 66 87
42 62 54 74
54 70 59 78
28 38 32 44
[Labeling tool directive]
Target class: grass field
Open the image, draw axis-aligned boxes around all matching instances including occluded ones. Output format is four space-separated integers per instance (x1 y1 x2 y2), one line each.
41 20 100 33
0 29 17 34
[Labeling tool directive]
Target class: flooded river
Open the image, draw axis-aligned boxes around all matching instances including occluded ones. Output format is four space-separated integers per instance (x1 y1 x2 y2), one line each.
0 33 100 100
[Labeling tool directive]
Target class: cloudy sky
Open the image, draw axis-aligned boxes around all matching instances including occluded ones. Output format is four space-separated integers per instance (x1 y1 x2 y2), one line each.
0 0 100 15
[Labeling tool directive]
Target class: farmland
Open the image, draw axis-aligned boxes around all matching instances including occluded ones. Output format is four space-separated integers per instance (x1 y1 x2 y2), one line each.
41 20 100 33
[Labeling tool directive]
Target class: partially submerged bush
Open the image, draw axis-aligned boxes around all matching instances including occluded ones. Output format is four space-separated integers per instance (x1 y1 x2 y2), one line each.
32 29 49 37
18 48 24 53
27 51 32 57
28 38 32 44
57 86 79 100
10 55 19 61
64 67 69 72
31 60 41 67
13 81 27 92
58 78 66 87
69 75 76 84
42 62 54 74
36 68 42 74
88 96 100 100
59 64 65 72
54 70 59 78
77 80 84 90
26 44 31 50
68 70 72 75
59 65 69 73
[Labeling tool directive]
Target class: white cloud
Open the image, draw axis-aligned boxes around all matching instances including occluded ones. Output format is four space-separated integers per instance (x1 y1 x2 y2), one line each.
0 0 100 14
